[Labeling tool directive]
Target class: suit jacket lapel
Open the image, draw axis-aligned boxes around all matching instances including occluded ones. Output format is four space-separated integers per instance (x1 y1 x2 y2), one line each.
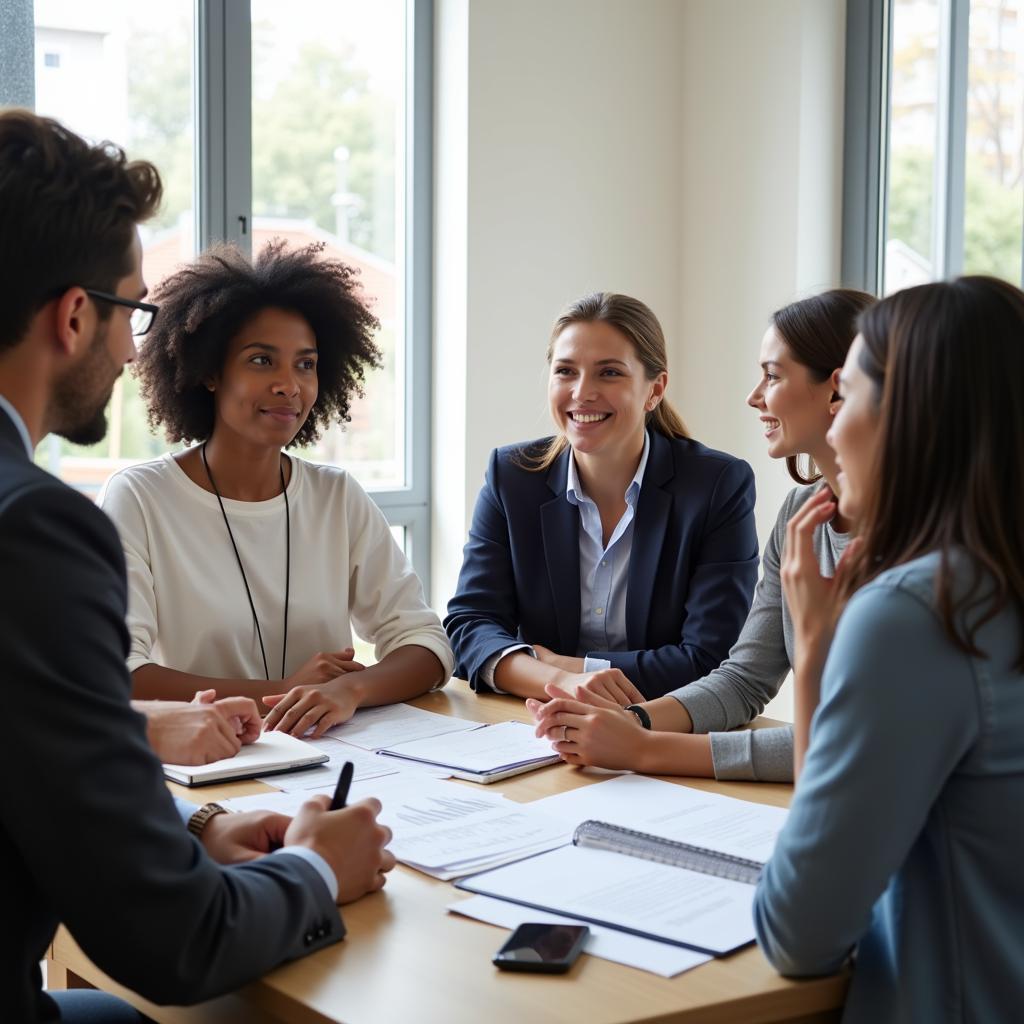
541 447 581 653
626 431 674 646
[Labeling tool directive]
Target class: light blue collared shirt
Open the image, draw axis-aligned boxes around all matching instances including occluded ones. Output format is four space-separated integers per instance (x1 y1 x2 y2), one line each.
0 392 33 458
568 431 650 670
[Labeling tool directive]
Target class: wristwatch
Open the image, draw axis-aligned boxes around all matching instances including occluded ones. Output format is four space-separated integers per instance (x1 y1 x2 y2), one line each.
624 704 652 730
187 802 227 838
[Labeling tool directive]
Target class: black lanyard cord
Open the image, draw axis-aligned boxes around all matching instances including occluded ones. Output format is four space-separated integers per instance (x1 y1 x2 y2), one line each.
201 442 291 681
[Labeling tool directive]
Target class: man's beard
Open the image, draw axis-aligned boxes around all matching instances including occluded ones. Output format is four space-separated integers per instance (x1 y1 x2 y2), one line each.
51 321 121 446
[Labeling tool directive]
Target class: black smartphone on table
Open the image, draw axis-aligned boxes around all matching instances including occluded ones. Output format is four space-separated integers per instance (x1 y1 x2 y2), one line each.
492 923 589 973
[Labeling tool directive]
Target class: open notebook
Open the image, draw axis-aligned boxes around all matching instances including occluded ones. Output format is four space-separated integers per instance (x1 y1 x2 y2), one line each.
162 731 328 786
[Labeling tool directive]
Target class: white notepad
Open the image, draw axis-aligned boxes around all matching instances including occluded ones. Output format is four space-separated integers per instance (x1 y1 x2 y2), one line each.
162 731 328 786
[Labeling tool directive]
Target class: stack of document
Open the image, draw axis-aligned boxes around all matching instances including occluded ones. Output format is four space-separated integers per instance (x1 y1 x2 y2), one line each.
376 720 560 782
223 772 568 880
324 703 480 751
358 774 567 878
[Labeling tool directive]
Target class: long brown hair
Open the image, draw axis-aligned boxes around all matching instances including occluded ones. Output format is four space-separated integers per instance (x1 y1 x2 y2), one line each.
840 276 1024 668
523 292 688 472
771 288 875 484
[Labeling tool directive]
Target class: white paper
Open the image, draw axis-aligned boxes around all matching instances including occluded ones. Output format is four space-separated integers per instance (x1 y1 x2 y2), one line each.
530 774 788 863
459 844 757 955
222 787 335 816
325 703 481 751
257 737 400 791
390 805 566 871
380 721 558 772
347 772 507 832
448 895 712 978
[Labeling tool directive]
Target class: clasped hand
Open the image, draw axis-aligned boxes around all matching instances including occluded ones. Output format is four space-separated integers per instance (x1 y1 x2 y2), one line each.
528 681 645 770
263 647 366 738
141 689 261 764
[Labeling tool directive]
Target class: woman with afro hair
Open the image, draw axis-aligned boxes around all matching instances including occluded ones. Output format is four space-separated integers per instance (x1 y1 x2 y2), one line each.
101 241 452 738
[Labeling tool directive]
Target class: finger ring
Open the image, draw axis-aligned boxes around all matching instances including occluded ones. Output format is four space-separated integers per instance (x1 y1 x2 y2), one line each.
561 725 569 742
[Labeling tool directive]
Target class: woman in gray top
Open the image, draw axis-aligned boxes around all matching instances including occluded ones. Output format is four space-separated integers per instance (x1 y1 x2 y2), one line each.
756 276 1024 1020
530 288 873 782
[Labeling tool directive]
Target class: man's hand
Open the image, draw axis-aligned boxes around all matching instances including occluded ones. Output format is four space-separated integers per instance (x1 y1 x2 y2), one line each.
200 810 290 864
284 795 396 904
139 694 261 764
192 689 261 744
263 676 362 738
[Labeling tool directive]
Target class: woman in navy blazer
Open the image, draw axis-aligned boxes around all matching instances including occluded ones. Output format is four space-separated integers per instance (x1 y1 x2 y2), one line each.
445 292 759 702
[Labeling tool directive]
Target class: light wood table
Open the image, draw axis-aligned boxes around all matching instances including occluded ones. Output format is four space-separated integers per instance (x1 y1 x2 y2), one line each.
48 684 848 1023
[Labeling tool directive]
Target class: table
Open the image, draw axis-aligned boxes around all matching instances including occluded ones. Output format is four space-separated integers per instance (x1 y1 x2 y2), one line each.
48 684 848 1023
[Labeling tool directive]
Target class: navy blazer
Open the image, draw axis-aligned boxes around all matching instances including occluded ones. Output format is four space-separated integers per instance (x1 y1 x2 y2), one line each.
445 430 759 699
0 407 341 1022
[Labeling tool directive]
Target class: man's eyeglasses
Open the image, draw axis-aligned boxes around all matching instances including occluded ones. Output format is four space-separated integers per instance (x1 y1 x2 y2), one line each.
85 289 159 337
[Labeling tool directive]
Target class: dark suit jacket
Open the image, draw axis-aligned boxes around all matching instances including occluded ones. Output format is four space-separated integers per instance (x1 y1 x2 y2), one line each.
445 431 759 699
0 406 342 1023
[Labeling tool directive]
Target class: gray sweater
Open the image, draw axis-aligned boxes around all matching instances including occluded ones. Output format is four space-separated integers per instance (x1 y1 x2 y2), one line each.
668 484 847 782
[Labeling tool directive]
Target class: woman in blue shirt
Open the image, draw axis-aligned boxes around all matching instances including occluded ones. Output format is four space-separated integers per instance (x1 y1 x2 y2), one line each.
755 276 1024 1021
444 292 759 702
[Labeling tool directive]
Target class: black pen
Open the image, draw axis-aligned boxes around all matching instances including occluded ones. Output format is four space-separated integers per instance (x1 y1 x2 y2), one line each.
329 761 354 811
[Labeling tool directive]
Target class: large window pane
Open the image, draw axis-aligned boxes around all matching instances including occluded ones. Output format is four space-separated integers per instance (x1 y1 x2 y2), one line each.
964 0 1024 282
251 0 406 491
33 0 195 496
885 0 942 294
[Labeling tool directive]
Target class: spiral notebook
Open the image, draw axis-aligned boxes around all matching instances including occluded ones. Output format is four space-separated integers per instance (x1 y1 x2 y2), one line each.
572 819 763 885
457 817 767 955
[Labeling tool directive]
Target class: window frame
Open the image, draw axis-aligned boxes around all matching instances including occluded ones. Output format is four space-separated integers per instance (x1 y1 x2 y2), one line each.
844 0 993 294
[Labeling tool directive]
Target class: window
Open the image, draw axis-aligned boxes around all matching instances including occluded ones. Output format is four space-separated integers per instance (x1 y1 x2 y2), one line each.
32 0 197 494
845 0 1024 294
8 0 432 586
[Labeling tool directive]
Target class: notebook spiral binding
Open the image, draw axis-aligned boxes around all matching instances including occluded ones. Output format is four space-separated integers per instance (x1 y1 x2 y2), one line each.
572 819 763 886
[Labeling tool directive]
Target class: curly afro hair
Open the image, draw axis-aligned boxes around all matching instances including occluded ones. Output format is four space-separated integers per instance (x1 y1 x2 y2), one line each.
136 240 382 447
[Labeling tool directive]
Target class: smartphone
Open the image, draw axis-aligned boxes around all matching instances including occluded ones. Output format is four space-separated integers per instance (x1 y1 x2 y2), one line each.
492 923 589 973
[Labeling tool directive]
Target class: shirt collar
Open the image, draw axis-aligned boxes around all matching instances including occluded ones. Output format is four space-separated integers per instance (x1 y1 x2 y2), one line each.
566 430 651 507
0 393 33 459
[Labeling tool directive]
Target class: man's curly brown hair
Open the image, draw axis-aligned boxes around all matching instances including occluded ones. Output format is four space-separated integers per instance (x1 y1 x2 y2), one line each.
136 240 381 447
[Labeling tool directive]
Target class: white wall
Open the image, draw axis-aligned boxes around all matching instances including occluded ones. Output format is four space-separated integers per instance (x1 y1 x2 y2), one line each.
433 0 688 608
433 0 848 720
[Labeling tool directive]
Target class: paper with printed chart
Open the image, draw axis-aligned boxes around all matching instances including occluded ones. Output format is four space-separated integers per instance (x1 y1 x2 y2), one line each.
224 772 567 880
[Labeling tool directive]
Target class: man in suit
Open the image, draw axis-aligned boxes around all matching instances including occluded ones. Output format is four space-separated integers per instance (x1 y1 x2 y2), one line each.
0 109 395 1023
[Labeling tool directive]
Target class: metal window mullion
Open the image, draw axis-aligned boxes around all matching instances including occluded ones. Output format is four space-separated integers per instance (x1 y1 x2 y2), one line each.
933 0 970 279
196 0 252 255
403 0 434 589
842 0 891 294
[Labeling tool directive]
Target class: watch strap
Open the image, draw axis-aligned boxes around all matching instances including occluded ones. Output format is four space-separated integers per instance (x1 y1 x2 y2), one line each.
624 704 652 730
187 802 227 838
